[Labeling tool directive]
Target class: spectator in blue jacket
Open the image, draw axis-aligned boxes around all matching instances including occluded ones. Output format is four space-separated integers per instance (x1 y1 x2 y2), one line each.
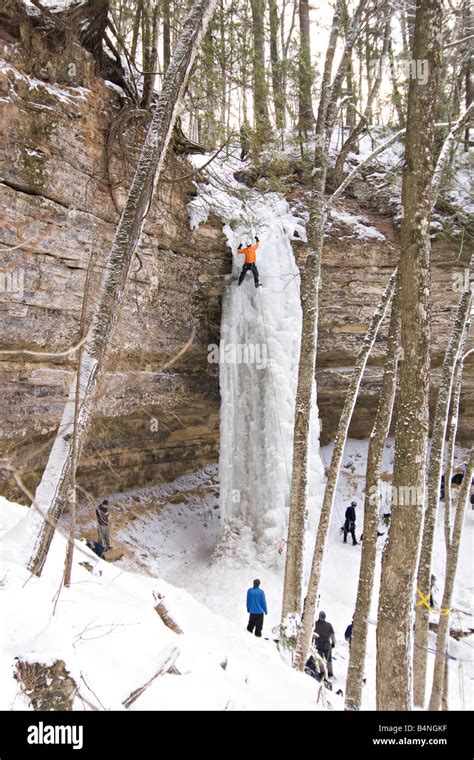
246 579 268 637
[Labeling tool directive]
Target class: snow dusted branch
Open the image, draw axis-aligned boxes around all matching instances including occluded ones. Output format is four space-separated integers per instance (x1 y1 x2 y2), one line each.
329 129 406 206
0 329 92 358
122 645 180 708
329 118 460 208
431 104 474 205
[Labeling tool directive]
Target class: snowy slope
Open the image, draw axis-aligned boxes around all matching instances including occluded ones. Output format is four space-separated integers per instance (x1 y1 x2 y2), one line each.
0 497 330 712
111 441 473 710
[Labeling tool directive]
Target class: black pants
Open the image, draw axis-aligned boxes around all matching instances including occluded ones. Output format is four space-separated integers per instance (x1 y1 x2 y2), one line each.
316 644 333 677
247 613 264 637
238 263 260 286
343 520 357 545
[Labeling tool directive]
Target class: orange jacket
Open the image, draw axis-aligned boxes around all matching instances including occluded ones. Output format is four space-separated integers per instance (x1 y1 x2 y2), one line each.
238 241 260 264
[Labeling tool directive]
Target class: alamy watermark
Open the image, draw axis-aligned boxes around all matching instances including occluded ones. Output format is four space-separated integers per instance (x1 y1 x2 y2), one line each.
369 56 429 86
0 268 24 298
368 482 424 507
208 342 267 370
452 269 473 294
27 721 83 750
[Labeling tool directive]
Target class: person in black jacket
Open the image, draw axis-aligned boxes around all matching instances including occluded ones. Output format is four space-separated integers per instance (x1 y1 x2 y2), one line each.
345 622 353 647
343 501 358 545
313 611 336 678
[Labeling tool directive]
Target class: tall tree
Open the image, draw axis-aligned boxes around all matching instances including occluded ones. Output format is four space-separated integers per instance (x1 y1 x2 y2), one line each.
376 0 443 711
344 279 401 710
429 447 474 709
250 0 271 142
141 0 160 107
462 0 472 150
27 0 219 577
281 0 367 631
163 0 171 72
413 255 472 706
298 0 314 133
268 0 284 130
281 0 346 628
295 265 397 670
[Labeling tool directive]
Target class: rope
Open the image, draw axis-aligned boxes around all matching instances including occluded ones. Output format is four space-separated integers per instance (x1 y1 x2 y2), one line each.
416 587 451 616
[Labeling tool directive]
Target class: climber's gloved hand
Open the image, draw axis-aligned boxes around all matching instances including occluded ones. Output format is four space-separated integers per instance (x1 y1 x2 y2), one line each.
255 236 259 242
237 243 242 249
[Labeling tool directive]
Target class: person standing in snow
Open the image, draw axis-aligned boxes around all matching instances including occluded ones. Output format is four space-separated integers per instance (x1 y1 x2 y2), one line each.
240 122 251 161
246 578 268 637
237 236 262 288
313 611 336 678
96 500 112 551
343 500 358 545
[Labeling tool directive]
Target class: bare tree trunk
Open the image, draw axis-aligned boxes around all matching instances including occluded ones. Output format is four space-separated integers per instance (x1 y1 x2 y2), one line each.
27 0 219 577
142 0 160 107
441 656 449 710
268 0 284 130
399 2 409 56
413 257 472 707
388 38 405 128
62 355 80 588
295 267 398 670
376 0 443 711
345 278 401 710
462 0 472 150
281 0 344 626
163 0 171 72
429 448 474 710
130 0 143 63
250 0 270 142
280 0 297 129
298 0 314 133
281 0 366 629
443 352 465 549
142 0 152 95
219 0 226 131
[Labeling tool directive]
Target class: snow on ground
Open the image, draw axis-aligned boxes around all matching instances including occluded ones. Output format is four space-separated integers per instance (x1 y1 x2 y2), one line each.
0 496 328 712
1 442 471 711
109 440 473 710
327 208 387 241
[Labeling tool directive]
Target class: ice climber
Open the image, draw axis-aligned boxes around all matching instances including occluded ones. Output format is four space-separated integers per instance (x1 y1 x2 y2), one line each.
313 611 336 678
96 500 112 551
246 578 268 637
343 500 358 545
236 236 262 287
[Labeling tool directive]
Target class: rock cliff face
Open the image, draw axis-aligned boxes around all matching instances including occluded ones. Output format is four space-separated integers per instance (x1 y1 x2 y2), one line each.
0 38 228 502
308 206 474 446
1 36 472 504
